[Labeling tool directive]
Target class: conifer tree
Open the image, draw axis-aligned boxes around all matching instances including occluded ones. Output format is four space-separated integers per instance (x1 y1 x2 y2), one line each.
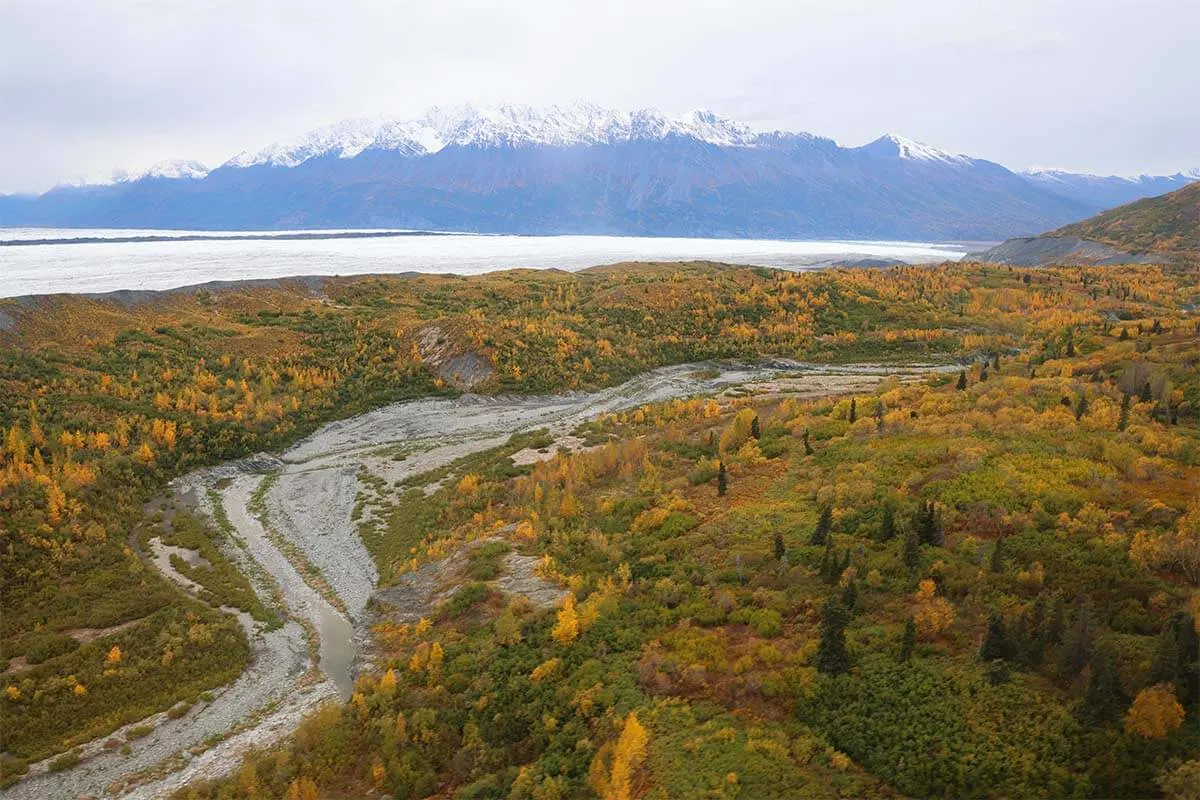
992 352 1001 370
1017 595 1048 668
956 370 968 391
773 531 786 562
990 536 1005 572
809 506 832 546
916 501 943 547
841 580 858 614
849 398 857 423
717 461 727 497
1060 598 1094 678
1141 381 1153 403
816 596 851 675
802 428 814 456
1119 327 1129 341
902 527 921 571
878 505 896 542
750 415 761 440
1150 611 1200 707
818 541 833 581
1075 393 1088 421
1118 393 1130 431
980 611 1013 661
899 617 916 662
1083 643 1128 724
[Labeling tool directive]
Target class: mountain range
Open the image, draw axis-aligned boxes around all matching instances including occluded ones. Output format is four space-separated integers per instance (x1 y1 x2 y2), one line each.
2 103 1196 239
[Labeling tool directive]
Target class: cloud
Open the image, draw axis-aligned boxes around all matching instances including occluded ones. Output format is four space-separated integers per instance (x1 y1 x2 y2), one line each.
0 0 1196 192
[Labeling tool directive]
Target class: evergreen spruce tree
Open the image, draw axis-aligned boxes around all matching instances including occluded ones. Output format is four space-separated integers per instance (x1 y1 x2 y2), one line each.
717 461 727 497
816 596 851 675
841 580 858 614
992 352 1001 370
902 528 920 571
750 415 761 440
1119 326 1129 341
809 506 832 546
1060 598 1094 678
899 617 916 662
980 367 989 382
818 541 833 581
916 501 943 547
1045 594 1066 648
1118 393 1130 432
802 429 814 456
849 398 857 423
1140 381 1153 403
980 611 1013 661
1150 611 1200 707
1018 595 1047 668
878 505 896 542
1066 334 1076 357
1083 643 1128 724
1074 393 1088 421
773 531 786 562
989 536 1005 572
956 370 968 391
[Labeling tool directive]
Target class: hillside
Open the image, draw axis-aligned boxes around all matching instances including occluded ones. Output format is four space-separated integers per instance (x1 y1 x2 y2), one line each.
969 182 1200 266
2 263 1199 798
1052 181 1200 254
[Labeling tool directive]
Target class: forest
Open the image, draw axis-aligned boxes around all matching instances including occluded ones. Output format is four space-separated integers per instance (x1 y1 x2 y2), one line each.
2 260 1199 797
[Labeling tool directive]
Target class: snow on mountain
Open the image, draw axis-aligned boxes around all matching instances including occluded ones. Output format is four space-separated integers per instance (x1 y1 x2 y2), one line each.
124 159 210 181
857 134 974 166
1020 167 1200 209
1022 167 1200 186
222 103 769 169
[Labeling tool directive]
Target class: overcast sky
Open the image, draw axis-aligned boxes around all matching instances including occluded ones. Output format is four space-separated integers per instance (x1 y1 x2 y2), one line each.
1 0 1196 193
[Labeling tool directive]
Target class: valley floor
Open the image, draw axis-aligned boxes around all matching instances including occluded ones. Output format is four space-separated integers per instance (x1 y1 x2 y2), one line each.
5 360 927 798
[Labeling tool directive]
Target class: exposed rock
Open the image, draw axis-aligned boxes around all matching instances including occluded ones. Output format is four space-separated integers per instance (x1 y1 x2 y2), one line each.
415 324 494 389
966 236 1164 267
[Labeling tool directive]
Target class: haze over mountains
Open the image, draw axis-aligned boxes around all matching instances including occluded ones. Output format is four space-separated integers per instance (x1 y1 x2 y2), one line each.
2 104 1196 240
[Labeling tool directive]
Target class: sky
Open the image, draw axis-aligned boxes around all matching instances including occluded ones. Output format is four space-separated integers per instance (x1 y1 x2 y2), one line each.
0 0 1197 193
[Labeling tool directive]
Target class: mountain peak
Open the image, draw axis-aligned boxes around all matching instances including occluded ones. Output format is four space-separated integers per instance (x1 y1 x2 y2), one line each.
121 159 210 182
221 103 770 169
859 133 972 166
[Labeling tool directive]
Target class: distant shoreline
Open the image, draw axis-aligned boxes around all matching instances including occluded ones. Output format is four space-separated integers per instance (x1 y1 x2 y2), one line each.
0 230 458 247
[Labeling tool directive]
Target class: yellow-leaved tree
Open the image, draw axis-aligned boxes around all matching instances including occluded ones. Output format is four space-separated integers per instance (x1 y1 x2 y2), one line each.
286 776 319 800
1125 684 1185 739
912 579 955 640
590 712 650 800
552 595 580 644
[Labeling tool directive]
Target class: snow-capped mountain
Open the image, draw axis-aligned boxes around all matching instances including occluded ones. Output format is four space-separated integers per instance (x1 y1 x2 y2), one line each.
1020 168 1200 210
856 134 975 167
224 104 765 169
2 103 1193 239
119 159 211 182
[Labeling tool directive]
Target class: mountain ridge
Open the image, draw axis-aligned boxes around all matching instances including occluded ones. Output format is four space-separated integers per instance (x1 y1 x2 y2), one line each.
2 104 1196 239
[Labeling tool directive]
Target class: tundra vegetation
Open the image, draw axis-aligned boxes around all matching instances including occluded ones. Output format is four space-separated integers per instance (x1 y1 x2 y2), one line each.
2 261 1199 796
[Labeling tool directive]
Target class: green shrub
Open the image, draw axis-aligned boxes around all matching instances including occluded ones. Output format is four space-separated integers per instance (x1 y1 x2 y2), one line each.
750 608 783 638
47 751 80 773
22 633 78 665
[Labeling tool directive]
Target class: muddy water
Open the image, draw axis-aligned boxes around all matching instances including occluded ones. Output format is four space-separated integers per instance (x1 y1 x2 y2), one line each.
314 606 356 699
